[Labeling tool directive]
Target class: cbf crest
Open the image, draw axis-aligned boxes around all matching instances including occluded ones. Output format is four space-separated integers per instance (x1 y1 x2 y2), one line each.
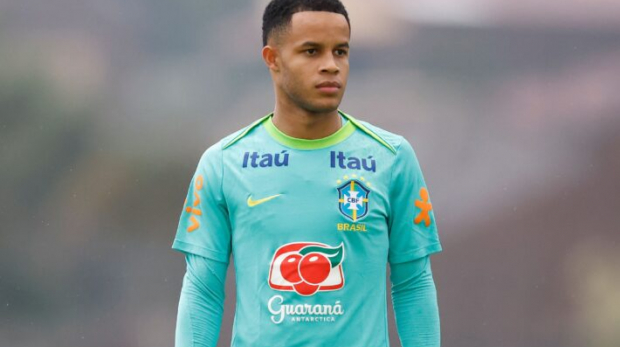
337 180 370 222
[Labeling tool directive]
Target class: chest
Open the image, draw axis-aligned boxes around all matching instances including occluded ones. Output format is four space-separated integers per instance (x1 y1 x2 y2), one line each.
223 149 392 242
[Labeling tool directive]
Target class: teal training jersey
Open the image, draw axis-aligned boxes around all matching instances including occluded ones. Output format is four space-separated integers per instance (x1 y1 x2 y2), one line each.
172 111 442 347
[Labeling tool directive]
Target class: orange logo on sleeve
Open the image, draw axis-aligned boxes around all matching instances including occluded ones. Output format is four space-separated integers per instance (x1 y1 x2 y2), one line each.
185 175 204 232
414 187 432 227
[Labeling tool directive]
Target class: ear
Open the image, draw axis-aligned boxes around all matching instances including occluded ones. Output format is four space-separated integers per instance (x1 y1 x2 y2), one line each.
262 45 280 72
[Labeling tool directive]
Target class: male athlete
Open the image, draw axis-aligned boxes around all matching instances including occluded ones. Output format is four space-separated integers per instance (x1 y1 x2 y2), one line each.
173 0 442 346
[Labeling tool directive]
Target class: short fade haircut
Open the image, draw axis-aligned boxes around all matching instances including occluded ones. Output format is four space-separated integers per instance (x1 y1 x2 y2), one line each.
262 0 350 46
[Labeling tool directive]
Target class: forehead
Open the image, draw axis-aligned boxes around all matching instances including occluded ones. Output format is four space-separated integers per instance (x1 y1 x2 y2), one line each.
284 11 350 45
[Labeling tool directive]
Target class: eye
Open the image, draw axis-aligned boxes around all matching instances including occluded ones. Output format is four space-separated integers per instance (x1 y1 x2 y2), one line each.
335 49 348 56
305 48 317 55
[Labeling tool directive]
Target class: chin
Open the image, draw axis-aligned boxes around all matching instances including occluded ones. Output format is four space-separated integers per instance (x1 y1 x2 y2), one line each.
306 100 342 114
306 105 339 114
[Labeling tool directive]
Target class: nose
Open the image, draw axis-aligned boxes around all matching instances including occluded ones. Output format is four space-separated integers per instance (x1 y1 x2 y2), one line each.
320 54 339 74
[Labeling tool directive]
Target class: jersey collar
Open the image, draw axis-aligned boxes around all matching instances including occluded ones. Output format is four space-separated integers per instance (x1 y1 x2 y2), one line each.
223 110 396 154
263 110 356 150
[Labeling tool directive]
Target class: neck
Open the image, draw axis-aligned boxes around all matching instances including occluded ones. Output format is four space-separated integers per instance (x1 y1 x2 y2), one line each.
271 101 342 140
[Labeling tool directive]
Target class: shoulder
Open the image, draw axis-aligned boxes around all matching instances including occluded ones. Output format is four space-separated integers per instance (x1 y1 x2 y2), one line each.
198 114 271 161
220 114 271 150
342 112 410 156
357 120 407 151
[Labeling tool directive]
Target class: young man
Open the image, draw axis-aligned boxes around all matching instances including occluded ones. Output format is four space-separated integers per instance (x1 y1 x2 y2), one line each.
172 0 442 346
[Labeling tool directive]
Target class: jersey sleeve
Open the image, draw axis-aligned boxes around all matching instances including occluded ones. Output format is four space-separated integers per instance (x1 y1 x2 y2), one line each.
388 138 442 264
172 144 232 263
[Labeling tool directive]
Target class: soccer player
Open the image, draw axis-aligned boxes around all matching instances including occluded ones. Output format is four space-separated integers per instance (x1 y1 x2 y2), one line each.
172 0 442 346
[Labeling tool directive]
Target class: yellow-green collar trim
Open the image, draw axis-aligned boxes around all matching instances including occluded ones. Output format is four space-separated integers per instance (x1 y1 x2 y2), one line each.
223 111 396 154
264 113 355 150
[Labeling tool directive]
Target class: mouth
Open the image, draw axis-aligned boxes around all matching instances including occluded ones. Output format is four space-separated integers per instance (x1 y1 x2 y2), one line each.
316 81 342 94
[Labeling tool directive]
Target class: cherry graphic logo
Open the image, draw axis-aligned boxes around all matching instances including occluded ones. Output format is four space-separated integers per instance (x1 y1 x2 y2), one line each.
293 281 320 296
299 253 331 284
268 242 345 296
280 254 303 284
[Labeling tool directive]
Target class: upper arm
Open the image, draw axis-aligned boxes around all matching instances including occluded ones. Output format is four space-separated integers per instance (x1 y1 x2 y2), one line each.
172 144 232 263
388 139 442 264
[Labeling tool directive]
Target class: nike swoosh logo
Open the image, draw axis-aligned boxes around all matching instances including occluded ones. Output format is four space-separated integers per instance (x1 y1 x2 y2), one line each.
247 194 282 207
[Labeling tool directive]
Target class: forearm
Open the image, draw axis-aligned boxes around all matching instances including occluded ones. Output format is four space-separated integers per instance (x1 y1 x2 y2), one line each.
175 254 228 347
390 256 440 347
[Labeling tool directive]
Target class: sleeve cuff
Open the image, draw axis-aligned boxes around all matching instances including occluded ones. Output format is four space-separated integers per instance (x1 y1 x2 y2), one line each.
172 239 230 263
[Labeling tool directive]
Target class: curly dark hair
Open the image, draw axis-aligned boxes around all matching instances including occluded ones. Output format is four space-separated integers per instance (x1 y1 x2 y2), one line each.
262 0 350 46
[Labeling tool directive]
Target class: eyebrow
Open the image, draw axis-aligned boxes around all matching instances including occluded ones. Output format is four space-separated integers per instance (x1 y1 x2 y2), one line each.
299 41 350 49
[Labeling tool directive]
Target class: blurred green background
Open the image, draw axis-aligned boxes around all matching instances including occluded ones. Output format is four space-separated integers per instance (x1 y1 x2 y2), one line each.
1 0 620 346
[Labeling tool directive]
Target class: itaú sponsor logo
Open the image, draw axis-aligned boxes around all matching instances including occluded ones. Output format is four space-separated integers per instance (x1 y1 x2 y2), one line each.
268 295 344 324
268 242 345 296
242 150 289 168
330 151 376 172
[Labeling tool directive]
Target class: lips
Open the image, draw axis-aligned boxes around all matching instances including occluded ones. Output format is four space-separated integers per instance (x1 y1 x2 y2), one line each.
316 81 341 89
316 81 341 95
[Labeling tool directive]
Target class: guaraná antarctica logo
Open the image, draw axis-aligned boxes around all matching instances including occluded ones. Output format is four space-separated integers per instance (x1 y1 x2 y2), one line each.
268 242 345 296
267 242 346 324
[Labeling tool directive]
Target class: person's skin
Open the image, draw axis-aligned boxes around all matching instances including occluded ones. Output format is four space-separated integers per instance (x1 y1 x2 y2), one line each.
262 11 350 139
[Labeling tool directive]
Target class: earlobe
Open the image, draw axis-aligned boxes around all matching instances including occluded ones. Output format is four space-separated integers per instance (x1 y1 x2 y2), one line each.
262 46 279 72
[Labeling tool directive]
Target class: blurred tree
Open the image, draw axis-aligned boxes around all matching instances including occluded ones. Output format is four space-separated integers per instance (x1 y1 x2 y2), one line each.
0 61 96 325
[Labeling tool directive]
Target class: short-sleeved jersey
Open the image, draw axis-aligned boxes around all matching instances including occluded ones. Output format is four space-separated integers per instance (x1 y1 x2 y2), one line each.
172 111 442 347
